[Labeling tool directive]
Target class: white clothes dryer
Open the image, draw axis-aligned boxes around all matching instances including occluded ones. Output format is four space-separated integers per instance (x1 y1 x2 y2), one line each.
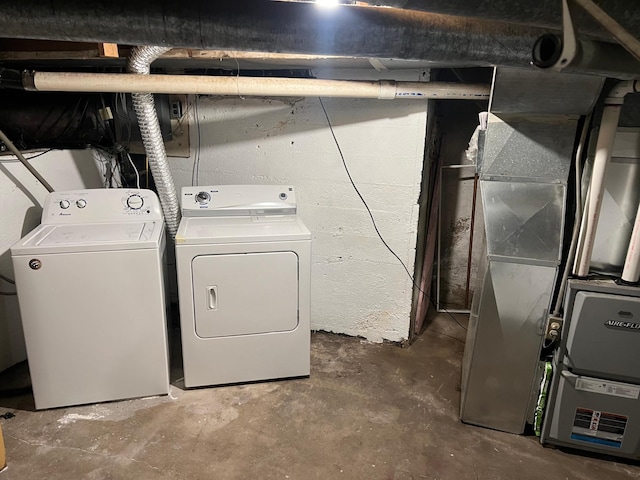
11 189 170 409
175 185 311 388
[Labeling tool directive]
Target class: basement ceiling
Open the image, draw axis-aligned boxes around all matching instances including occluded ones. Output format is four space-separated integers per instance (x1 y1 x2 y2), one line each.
0 1 637 75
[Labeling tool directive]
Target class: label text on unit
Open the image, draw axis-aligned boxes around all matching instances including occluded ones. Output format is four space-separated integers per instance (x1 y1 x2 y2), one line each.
604 320 640 331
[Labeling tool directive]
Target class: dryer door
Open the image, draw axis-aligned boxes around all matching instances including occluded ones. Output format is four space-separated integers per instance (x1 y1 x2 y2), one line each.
192 251 299 338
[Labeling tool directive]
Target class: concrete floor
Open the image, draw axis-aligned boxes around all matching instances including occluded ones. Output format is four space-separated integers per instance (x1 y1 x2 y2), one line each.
1 314 640 480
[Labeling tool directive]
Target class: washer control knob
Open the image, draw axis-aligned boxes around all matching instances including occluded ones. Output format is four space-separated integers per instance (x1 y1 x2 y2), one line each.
127 194 144 210
279 192 288 200
196 191 211 204
76 199 87 209
59 200 70 209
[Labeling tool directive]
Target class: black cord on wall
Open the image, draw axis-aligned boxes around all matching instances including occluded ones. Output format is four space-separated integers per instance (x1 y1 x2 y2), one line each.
317 97 467 332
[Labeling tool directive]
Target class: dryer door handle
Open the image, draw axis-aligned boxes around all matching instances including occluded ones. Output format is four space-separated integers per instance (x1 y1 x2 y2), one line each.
207 286 218 310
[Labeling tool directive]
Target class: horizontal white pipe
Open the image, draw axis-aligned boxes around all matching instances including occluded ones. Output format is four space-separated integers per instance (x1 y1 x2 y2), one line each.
27 72 490 100
622 202 640 282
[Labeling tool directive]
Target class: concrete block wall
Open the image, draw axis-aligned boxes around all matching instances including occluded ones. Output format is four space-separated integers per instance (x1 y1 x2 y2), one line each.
0 149 102 371
168 95 428 343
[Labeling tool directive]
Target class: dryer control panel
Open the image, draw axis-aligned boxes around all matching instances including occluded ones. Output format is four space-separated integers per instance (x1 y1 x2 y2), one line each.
182 185 297 217
42 189 163 224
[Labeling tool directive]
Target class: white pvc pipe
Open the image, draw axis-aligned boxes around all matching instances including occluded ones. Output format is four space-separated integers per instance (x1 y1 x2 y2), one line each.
0 128 54 192
574 80 638 277
27 72 490 100
622 202 640 282
574 103 622 276
553 115 591 316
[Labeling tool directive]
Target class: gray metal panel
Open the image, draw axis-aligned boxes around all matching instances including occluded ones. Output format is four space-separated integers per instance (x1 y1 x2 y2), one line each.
481 181 565 263
482 115 575 182
558 279 640 361
620 94 640 128
541 280 640 457
460 259 556 434
566 292 640 383
489 68 603 115
460 236 489 417
545 366 640 460
586 157 640 274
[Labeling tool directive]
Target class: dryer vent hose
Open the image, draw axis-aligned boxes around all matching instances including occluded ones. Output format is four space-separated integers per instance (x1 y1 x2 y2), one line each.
127 46 180 238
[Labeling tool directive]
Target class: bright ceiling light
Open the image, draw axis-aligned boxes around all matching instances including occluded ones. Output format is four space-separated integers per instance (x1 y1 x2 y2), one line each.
315 0 340 8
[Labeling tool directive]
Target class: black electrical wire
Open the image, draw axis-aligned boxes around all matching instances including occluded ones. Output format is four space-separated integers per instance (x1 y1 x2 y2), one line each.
0 149 54 164
428 297 468 332
0 272 17 295
318 97 467 332
97 94 131 188
0 273 15 284
24 149 54 160
114 92 132 147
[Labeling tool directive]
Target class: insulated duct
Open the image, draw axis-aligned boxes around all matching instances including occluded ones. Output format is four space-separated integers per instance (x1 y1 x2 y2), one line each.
127 46 180 238
0 2 541 69
531 34 640 79
3 1 640 78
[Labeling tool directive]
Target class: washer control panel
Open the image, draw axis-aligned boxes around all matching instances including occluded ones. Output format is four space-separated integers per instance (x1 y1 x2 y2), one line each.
42 189 163 224
181 185 297 217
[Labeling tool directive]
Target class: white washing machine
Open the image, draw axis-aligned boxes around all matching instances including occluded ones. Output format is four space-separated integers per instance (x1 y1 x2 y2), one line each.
175 185 311 388
11 189 170 409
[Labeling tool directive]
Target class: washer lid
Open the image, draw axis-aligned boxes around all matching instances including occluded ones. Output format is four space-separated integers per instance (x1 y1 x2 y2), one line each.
175 216 311 244
11 221 163 255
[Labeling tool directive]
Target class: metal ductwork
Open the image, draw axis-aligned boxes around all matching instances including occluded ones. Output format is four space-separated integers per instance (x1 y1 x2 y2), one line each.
368 0 639 42
532 34 640 79
0 1 563 71
460 68 605 434
530 0 640 80
2 2 638 77
127 46 180 239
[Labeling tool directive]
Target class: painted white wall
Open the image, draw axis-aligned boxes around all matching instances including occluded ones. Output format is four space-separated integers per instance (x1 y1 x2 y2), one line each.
169 95 427 342
0 149 102 371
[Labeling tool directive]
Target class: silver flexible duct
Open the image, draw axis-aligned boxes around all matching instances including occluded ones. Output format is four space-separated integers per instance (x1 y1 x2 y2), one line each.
127 45 180 238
